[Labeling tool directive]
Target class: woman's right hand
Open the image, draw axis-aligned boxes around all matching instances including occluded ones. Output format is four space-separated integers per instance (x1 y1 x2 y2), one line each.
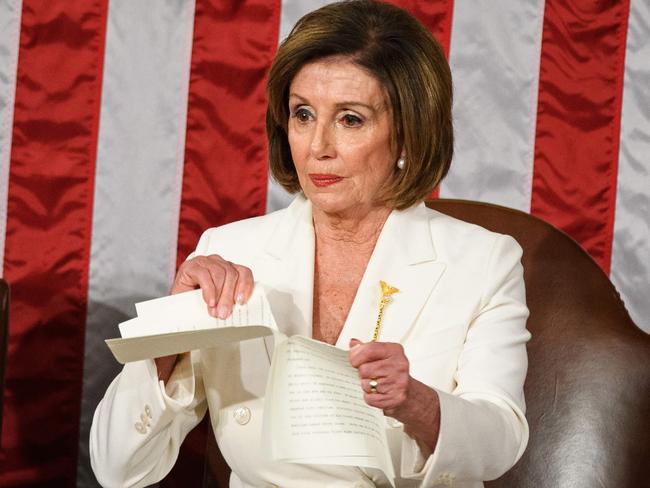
171 254 255 318
155 254 254 383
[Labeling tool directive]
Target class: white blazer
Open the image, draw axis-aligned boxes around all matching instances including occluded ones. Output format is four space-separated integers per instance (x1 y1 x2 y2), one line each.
90 195 530 488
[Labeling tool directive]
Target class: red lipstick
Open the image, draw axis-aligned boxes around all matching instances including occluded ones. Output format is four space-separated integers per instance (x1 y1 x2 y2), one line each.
309 173 343 187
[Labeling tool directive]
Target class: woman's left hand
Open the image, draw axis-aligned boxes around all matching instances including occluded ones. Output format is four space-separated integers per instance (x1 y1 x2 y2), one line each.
348 338 412 417
348 338 441 454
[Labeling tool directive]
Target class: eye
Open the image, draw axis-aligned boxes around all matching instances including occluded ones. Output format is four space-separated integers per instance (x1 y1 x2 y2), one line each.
292 107 313 124
341 113 363 127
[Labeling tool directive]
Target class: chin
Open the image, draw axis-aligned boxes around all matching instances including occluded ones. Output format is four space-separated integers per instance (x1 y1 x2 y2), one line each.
307 192 357 215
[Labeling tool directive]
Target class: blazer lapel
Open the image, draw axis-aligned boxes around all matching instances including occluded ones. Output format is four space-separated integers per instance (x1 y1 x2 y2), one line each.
259 195 314 338
260 198 445 347
336 203 446 348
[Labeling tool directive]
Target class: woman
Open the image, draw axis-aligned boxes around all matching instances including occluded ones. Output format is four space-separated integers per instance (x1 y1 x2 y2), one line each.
90 1 530 487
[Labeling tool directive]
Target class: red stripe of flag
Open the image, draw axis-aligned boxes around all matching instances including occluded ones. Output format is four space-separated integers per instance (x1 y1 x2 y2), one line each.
175 0 281 268
166 1 281 485
531 0 630 273
0 1 108 485
390 0 454 199
392 0 454 57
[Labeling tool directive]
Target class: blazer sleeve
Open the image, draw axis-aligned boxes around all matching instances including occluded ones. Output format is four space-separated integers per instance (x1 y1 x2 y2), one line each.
89 230 214 487
401 233 531 486
89 353 207 487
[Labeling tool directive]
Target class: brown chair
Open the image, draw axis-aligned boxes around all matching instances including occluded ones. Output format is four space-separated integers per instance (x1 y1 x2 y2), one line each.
428 199 650 488
203 199 650 487
0 278 9 446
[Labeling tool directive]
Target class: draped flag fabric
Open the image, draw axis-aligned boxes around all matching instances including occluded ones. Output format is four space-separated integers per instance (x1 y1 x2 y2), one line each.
0 0 648 486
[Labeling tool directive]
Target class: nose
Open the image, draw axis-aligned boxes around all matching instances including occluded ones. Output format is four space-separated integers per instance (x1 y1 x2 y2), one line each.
310 121 335 160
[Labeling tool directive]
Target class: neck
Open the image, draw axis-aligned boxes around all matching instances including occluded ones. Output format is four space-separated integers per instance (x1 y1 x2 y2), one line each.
312 204 392 248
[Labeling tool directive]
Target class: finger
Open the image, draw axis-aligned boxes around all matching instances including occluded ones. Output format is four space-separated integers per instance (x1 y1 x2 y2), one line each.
349 341 406 368
361 378 388 395
170 278 195 294
188 266 218 312
364 391 406 410
360 373 406 397
358 359 385 380
232 264 254 304
215 263 239 319
188 257 225 315
358 357 408 380
172 256 218 300
172 257 209 294
362 390 394 409
201 261 224 313
347 339 363 367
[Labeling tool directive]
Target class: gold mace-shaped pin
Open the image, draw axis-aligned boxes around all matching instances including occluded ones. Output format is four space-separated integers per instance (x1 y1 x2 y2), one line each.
372 280 400 341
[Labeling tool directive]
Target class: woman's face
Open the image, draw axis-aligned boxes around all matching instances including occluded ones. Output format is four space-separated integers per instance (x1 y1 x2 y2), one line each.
288 57 397 217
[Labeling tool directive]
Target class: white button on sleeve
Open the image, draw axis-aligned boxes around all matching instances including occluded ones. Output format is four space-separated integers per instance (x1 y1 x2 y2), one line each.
233 406 251 425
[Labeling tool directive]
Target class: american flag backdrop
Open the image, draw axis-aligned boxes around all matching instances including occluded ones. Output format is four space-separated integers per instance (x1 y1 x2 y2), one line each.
0 0 648 486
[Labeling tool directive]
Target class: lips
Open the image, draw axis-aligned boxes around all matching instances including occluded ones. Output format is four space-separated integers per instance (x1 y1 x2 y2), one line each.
309 173 343 188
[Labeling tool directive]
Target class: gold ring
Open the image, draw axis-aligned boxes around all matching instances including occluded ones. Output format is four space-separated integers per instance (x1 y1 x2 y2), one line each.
369 379 378 393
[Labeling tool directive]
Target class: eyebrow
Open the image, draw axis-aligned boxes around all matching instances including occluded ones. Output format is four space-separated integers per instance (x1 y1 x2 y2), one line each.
289 93 380 112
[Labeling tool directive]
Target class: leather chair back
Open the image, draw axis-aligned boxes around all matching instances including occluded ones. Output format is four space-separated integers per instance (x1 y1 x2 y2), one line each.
427 199 650 488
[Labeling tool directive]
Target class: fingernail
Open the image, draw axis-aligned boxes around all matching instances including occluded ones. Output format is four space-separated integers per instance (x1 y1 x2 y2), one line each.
209 298 216 307
209 307 218 318
349 338 361 348
217 306 229 319
236 293 244 305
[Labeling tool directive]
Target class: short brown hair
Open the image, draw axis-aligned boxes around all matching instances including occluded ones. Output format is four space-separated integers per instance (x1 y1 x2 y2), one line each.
266 0 453 209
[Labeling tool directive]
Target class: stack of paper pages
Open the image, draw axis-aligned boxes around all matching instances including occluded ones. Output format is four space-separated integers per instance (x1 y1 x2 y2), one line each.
106 287 277 363
105 287 395 485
